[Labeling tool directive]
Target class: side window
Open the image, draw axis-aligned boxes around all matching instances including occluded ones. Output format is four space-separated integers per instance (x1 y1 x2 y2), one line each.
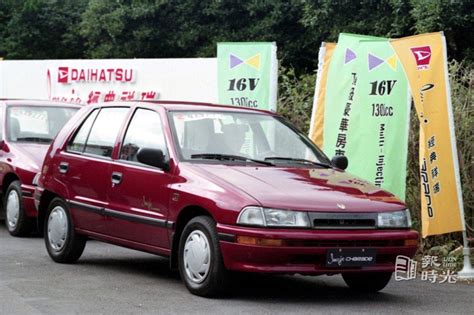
120 109 167 162
67 109 99 153
84 107 129 158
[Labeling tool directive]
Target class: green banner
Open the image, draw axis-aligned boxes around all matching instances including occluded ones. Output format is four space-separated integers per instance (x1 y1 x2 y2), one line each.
217 42 277 111
323 34 410 199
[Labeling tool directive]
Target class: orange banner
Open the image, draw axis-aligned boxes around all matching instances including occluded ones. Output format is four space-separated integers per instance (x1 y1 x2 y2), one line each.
390 33 464 237
309 42 336 148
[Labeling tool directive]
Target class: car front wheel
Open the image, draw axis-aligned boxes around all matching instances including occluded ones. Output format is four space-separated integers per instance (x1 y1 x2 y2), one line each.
5 180 33 236
178 216 228 297
44 197 86 263
342 272 392 292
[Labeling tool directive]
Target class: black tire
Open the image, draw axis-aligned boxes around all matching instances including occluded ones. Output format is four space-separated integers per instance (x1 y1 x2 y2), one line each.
342 272 392 293
4 180 34 236
44 197 86 263
178 216 228 297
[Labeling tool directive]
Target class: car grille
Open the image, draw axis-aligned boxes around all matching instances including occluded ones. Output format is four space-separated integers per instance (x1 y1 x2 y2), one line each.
308 212 378 229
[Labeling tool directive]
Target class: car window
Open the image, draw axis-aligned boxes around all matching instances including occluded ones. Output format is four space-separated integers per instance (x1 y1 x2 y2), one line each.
120 108 168 162
7 106 78 143
171 111 329 164
67 109 99 153
84 107 129 158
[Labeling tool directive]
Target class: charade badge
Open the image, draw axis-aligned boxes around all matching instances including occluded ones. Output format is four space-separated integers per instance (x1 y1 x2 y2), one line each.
337 203 346 210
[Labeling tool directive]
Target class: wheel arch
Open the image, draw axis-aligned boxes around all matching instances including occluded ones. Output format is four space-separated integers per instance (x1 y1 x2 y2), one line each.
2 172 20 196
170 205 213 270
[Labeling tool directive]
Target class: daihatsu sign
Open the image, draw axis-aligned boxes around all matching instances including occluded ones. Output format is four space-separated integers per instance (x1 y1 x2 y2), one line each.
0 58 217 104
55 67 135 83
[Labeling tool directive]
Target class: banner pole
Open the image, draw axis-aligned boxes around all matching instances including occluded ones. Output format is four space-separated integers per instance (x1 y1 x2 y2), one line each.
308 42 327 140
458 230 474 279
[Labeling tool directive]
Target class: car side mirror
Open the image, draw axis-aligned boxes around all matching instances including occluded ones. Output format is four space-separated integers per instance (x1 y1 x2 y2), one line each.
331 155 348 170
137 148 170 171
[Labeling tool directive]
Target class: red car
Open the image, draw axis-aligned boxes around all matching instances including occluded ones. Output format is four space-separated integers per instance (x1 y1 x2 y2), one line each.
35 101 418 296
0 100 80 236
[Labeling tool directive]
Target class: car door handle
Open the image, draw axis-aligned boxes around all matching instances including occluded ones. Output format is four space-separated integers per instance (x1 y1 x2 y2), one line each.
111 172 123 185
59 162 69 174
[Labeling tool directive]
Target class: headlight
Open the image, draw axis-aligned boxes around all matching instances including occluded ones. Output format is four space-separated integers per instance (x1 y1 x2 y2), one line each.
377 209 411 228
237 207 311 228
237 207 265 226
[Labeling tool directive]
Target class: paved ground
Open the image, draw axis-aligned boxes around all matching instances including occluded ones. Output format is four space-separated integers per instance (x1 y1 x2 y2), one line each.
0 224 473 314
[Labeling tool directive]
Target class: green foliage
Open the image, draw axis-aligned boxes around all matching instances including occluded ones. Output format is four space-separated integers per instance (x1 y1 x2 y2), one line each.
76 0 312 69
448 60 474 229
1 0 88 59
301 0 413 41
1 0 472 68
277 67 315 133
411 0 474 61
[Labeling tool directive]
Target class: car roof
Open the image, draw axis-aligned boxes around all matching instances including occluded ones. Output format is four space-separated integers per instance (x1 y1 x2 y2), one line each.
91 100 276 115
0 99 82 108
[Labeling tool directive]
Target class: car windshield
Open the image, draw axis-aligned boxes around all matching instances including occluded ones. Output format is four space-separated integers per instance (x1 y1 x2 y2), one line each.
170 111 330 166
7 106 78 144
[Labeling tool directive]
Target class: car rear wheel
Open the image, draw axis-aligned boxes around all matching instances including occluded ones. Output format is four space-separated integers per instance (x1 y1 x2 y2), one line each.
178 216 228 297
342 272 392 292
44 197 86 263
5 180 33 236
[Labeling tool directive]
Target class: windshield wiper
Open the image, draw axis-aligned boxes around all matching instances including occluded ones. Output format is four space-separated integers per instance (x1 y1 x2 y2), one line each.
191 154 274 166
15 137 52 143
264 157 332 168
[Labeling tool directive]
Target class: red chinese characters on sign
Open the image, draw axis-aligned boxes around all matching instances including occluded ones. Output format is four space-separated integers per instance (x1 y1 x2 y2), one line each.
52 89 160 104
141 91 156 100
87 91 101 105
104 91 116 102
120 91 135 101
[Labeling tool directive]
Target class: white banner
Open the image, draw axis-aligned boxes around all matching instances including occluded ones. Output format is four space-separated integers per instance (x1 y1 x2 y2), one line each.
0 58 217 104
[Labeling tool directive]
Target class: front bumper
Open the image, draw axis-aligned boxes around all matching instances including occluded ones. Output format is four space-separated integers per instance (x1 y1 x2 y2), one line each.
217 224 418 274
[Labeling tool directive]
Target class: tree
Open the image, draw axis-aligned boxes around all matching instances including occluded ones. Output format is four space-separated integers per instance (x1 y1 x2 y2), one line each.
2 0 88 59
411 0 474 61
0 0 472 67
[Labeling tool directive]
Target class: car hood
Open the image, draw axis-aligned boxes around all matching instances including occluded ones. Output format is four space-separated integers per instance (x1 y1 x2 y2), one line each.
8 142 49 171
192 164 405 212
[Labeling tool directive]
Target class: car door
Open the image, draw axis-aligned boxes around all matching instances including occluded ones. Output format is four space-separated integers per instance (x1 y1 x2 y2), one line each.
106 107 173 249
60 106 130 233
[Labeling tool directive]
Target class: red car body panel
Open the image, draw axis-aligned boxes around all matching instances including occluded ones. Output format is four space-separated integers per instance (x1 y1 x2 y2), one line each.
37 101 419 274
0 100 81 219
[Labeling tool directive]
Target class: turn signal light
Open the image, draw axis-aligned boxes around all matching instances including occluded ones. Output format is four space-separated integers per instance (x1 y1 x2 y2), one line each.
236 236 285 246
404 239 418 246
